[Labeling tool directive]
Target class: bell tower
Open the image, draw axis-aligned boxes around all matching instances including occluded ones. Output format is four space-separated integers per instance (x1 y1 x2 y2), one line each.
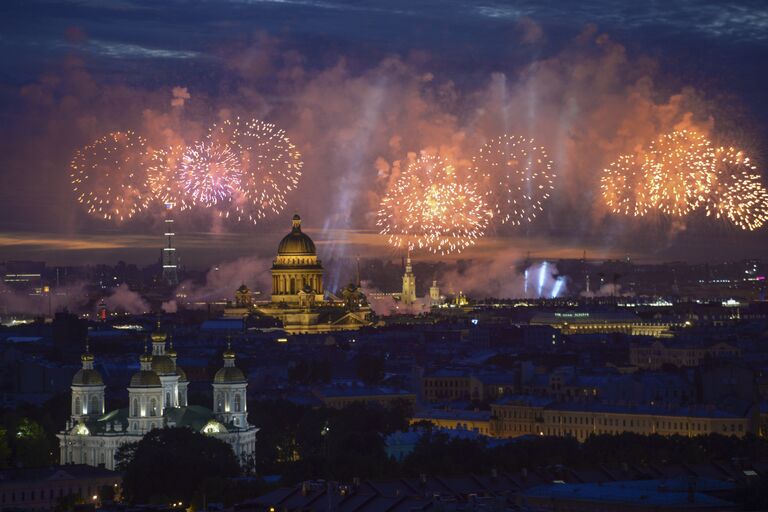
401 251 416 305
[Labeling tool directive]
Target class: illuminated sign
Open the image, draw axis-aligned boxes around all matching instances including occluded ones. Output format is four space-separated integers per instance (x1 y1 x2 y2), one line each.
554 312 590 318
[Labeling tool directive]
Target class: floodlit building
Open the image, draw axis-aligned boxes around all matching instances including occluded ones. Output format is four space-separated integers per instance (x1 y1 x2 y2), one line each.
247 214 373 333
57 327 257 470
401 253 416 306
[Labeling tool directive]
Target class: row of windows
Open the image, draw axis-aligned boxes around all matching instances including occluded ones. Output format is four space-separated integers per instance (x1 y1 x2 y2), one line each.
499 415 746 434
73 396 101 415
1 483 105 503
215 392 244 412
425 379 470 388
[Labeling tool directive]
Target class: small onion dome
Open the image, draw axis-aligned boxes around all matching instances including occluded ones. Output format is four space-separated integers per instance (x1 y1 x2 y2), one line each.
151 329 167 344
277 214 316 255
130 370 161 387
214 366 246 383
176 365 188 382
72 368 103 386
139 352 153 364
151 355 176 375
81 352 95 363
237 283 250 293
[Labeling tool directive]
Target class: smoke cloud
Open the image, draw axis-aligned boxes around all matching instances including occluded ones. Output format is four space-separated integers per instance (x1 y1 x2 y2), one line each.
178 256 273 304
103 283 150 314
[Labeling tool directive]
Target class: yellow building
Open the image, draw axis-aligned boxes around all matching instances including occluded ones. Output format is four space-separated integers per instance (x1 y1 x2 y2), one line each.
410 409 492 436
248 214 373 334
530 311 674 337
491 397 756 441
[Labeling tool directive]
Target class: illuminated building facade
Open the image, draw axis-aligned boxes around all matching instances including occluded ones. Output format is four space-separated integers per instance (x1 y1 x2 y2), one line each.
57 328 257 470
401 253 416 305
529 311 675 337
490 397 756 441
250 214 373 334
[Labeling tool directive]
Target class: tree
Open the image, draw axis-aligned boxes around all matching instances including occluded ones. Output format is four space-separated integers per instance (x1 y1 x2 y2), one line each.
0 428 10 468
13 418 51 467
118 427 240 505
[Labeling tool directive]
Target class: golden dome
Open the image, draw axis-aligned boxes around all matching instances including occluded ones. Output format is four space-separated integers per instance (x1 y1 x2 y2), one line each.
130 370 161 387
72 369 103 386
176 366 188 382
151 355 176 375
277 214 316 255
151 322 167 343
214 366 246 383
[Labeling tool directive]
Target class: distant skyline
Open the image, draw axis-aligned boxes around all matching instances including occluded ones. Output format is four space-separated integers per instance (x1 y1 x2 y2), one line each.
1 0 767 266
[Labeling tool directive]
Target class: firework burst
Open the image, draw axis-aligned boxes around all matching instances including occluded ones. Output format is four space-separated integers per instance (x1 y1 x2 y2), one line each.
600 153 651 217
179 141 242 207
147 144 190 210
643 130 715 217
208 117 303 223
705 147 768 231
70 131 151 222
471 135 555 225
377 155 490 255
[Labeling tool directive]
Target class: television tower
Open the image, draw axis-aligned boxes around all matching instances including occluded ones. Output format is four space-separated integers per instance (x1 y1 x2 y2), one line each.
161 202 179 286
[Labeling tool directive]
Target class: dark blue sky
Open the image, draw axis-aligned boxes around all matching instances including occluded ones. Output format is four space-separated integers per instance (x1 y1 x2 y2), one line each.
0 0 766 265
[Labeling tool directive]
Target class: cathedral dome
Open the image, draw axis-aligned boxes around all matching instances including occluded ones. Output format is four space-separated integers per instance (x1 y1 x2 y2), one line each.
214 366 246 383
72 368 103 386
151 355 176 375
130 370 161 387
277 214 316 255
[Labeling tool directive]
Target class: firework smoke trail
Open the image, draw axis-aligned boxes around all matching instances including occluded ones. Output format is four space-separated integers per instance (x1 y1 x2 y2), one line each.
377 154 490 255
600 153 650 217
705 147 768 231
537 261 547 297
471 135 555 226
179 141 242 208
643 130 716 217
208 117 303 224
70 131 151 222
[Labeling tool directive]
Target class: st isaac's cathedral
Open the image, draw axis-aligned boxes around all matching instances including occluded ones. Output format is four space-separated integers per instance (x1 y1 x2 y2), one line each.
230 214 373 333
57 327 257 470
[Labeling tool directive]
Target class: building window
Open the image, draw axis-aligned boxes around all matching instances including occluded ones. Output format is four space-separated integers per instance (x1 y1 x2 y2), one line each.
90 395 100 415
149 398 158 416
132 398 139 416
74 397 81 415
234 394 242 412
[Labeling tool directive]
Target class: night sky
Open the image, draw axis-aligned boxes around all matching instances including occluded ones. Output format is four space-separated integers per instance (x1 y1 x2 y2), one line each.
0 0 767 267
